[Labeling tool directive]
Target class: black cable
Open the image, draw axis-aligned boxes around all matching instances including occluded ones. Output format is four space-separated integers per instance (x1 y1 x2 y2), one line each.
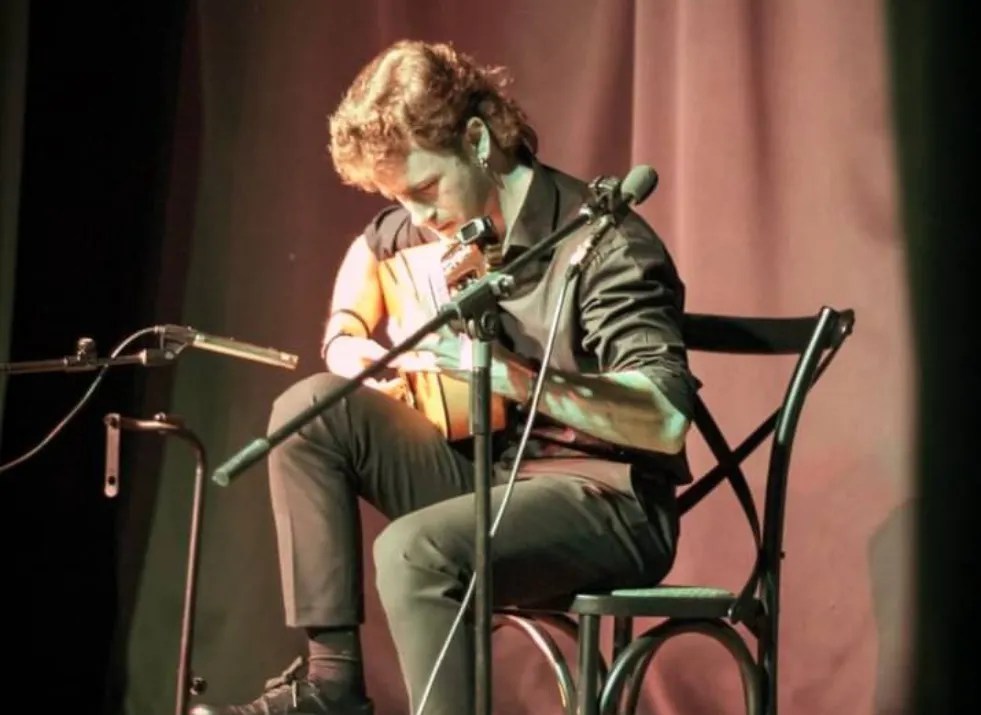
0 327 160 474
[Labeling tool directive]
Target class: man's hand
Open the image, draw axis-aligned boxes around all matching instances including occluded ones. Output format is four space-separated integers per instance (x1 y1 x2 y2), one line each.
414 326 472 372
414 327 532 402
324 335 420 395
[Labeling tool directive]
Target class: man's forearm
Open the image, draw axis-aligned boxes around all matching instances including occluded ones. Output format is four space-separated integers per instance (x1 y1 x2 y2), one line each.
451 358 690 454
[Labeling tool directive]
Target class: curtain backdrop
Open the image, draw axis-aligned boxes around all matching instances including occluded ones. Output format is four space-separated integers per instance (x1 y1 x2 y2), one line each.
886 3 977 713
1 2 911 714
116 3 907 714
0 0 28 426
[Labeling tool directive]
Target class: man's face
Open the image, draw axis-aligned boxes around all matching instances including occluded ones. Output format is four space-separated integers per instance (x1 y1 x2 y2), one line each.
373 146 494 239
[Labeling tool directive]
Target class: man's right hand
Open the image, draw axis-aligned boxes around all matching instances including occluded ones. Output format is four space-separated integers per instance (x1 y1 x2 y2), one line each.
324 335 426 397
324 335 391 377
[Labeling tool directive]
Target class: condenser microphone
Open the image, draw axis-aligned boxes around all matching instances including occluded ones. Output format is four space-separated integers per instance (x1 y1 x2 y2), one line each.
570 164 661 273
620 164 658 206
155 325 298 370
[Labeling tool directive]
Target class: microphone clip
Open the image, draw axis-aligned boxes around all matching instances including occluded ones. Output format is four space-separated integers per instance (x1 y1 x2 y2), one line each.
571 166 659 276
585 175 631 223
154 326 193 357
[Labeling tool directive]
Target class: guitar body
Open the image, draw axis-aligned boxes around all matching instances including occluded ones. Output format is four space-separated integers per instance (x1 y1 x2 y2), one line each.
378 241 508 442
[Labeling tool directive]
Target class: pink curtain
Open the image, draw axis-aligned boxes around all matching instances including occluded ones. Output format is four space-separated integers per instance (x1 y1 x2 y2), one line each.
122 2 909 713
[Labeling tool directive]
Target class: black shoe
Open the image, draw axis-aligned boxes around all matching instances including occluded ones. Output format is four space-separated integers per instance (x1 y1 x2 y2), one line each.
189 657 373 715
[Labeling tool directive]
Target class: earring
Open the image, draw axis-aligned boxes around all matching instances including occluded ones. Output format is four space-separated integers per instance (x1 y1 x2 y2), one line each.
478 154 490 171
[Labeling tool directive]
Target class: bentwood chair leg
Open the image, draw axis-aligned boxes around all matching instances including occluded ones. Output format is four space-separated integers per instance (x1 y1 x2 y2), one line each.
576 614 602 715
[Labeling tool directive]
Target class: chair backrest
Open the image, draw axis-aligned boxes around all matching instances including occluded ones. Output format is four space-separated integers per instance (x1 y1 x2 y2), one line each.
677 306 855 624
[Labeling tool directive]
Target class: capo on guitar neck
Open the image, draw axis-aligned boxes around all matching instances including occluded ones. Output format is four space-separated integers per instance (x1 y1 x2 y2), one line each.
455 216 497 248
441 217 502 290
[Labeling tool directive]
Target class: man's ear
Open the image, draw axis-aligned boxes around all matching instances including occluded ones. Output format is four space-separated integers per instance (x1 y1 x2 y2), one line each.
464 116 491 164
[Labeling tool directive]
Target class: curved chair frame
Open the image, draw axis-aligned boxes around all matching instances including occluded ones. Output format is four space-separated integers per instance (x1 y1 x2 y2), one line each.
496 306 855 715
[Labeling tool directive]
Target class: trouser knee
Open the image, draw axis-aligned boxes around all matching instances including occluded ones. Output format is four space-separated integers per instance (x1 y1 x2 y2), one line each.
373 514 466 613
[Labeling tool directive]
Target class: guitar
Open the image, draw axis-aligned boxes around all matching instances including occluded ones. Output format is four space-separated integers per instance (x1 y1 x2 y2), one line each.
378 239 508 441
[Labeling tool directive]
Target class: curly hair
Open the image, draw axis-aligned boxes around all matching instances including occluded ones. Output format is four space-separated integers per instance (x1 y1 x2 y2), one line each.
328 40 538 192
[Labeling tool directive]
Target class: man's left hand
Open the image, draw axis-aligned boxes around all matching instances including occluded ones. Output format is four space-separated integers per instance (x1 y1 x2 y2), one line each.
414 326 472 372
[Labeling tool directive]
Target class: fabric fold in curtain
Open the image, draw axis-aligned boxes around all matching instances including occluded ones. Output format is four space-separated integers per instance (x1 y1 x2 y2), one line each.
0 0 29 425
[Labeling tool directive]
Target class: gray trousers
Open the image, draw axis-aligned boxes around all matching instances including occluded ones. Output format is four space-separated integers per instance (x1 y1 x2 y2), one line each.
267 373 678 715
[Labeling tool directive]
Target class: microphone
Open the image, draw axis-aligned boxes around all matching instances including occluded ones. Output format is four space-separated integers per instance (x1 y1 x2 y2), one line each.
570 164 661 273
156 325 299 370
620 164 658 205
586 164 659 214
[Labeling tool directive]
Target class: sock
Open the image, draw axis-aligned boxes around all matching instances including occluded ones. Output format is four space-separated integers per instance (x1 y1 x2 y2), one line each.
305 626 366 698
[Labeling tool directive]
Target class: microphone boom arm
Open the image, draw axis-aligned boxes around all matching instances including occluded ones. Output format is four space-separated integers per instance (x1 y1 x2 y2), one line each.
211 163 659 485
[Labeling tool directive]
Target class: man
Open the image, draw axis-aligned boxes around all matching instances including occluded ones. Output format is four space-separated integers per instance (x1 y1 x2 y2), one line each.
192 39 697 715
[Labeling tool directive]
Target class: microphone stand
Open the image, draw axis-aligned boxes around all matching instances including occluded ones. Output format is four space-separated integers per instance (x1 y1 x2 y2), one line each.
104 413 210 715
211 171 648 715
2 341 196 715
2 333 266 715
0 338 178 374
